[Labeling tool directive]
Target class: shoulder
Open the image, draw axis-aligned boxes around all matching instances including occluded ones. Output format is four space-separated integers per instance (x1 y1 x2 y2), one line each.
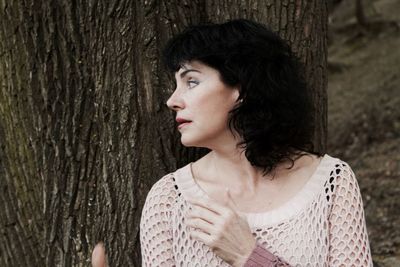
304 154 359 198
326 155 357 182
143 172 179 205
141 172 180 220
323 155 362 200
319 154 355 175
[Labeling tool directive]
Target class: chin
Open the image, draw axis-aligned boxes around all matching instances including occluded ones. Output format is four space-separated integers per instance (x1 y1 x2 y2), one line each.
180 135 205 148
180 138 198 147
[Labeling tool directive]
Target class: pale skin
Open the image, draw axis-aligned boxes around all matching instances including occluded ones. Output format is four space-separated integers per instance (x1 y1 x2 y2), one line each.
91 242 107 267
92 60 319 266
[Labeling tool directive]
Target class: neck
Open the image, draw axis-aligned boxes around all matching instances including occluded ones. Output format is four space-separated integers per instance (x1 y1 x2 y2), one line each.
207 148 293 197
201 131 300 197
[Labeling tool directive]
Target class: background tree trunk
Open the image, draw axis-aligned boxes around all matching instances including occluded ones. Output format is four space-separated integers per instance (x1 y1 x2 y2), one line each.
0 0 327 266
356 0 368 27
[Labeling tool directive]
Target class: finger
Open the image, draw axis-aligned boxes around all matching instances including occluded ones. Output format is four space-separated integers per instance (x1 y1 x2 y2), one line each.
190 228 213 246
91 242 107 267
186 217 215 235
187 206 221 225
224 188 239 212
186 196 229 217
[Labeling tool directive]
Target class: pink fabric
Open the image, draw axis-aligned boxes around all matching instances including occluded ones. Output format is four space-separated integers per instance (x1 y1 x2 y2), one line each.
244 243 291 266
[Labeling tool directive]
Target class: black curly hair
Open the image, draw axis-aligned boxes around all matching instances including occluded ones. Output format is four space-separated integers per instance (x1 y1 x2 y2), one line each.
162 19 320 175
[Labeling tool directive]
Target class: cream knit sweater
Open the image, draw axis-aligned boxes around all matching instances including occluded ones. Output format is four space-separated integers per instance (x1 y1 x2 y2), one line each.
140 154 373 266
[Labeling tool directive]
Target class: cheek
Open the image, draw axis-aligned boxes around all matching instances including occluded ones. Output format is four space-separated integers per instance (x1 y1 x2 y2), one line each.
194 97 229 120
188 83 237 124
196 89 234 111
195 102 232 132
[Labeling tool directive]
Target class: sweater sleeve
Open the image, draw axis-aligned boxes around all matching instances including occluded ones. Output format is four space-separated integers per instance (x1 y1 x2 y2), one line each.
328 162 373 266
140 174 176 267
243 243 291 267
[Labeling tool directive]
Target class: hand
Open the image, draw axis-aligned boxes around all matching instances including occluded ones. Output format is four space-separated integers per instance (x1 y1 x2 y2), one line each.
91 242 108 267
185 188 257 267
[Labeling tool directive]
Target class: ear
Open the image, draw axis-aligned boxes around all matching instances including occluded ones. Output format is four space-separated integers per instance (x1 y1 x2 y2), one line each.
232 87 241 103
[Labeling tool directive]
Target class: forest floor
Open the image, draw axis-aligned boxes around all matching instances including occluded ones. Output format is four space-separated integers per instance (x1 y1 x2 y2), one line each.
328 0 400 266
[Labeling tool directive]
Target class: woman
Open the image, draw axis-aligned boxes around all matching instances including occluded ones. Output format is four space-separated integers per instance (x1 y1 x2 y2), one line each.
140 20 372 266
93 19 373 266
139 19 373 266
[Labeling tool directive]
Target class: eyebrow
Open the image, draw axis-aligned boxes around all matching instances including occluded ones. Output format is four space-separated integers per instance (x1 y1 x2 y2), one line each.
179 69 201 78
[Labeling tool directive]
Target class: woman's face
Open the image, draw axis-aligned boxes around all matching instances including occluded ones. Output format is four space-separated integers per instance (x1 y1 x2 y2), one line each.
166 60 240 149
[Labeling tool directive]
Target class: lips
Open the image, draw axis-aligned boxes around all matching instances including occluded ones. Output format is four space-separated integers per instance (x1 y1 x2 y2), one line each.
176 117 192 129
176 118 192 124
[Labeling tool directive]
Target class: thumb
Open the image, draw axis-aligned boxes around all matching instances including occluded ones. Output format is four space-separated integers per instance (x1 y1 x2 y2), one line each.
92 242 107 267
224 188 239 211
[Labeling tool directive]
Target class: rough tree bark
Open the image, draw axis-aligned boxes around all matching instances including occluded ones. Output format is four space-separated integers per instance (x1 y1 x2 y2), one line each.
0 0 327 266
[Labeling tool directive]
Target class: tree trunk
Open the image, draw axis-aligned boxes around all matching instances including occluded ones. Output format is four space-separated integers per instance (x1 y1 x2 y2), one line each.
0 0 327 266
355 0 368 27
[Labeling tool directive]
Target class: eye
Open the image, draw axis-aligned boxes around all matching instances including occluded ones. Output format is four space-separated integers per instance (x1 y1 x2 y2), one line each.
187 79 199 89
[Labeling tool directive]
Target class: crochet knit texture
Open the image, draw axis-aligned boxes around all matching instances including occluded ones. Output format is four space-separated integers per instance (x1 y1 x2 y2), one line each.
140 154 373 266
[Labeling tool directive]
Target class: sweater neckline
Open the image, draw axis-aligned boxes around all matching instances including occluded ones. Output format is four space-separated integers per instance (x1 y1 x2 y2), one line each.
174 154 336 226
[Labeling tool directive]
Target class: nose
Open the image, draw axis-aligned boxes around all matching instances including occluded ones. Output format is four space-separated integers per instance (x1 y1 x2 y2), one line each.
166 88 184 111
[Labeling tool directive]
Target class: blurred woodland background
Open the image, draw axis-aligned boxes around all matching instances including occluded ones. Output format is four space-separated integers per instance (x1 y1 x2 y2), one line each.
0 0 399 266
328 0 399 266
